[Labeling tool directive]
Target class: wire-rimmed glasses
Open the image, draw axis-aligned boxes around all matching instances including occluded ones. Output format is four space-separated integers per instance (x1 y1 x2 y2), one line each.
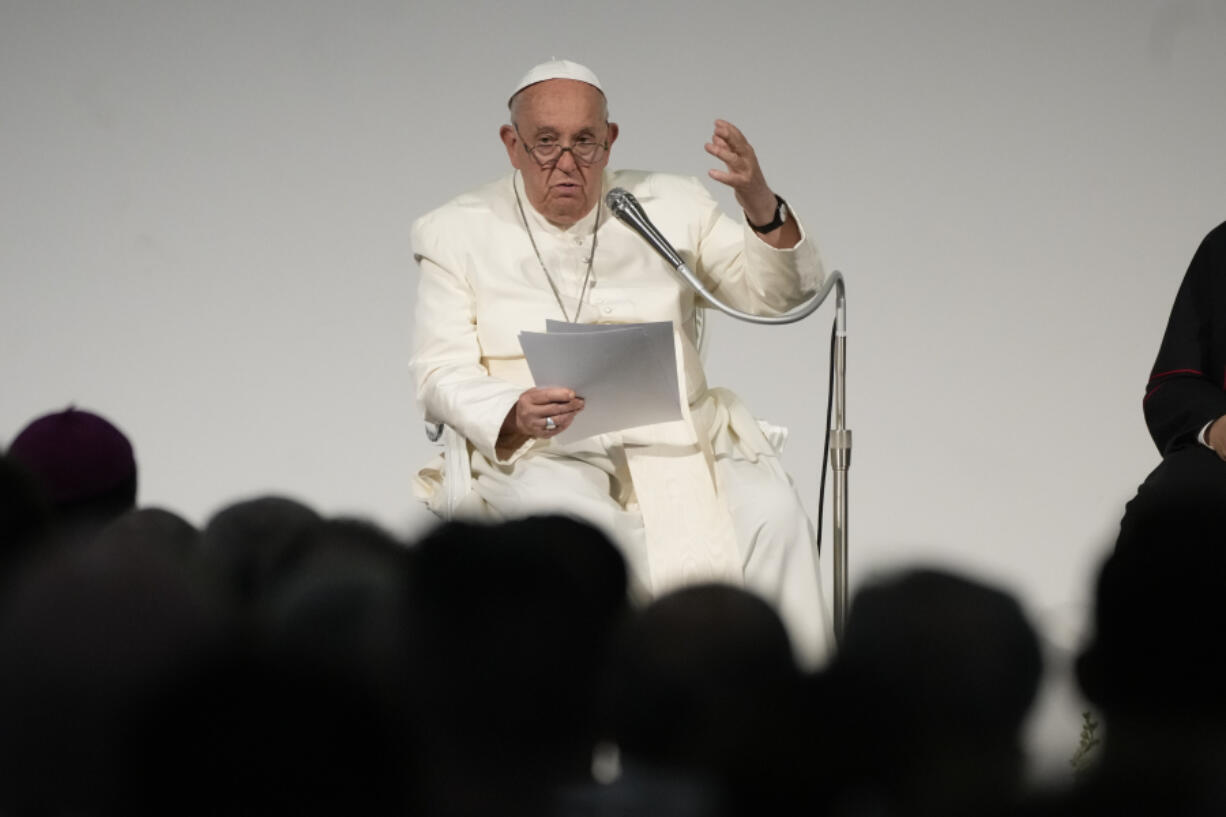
515 124 609 167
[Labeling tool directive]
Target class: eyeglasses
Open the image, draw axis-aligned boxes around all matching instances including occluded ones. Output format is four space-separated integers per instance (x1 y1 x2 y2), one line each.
515 124 609 167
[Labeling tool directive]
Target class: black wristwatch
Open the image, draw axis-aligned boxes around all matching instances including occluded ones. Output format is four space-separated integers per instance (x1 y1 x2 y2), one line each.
747 194 788 234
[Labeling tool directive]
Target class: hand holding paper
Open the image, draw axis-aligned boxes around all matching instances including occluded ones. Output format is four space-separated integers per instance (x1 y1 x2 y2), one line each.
518 321 684 442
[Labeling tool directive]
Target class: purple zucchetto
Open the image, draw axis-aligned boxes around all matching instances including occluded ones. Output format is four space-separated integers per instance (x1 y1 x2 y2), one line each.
7 407 137 508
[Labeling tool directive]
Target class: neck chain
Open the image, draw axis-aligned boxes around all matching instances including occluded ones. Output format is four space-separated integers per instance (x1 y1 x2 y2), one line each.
513 171 601 324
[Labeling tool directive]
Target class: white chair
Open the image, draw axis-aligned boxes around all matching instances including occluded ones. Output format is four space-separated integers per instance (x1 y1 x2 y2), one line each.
422 420 476 520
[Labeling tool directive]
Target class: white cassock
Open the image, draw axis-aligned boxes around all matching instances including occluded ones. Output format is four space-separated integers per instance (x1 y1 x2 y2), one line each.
411 168 833 665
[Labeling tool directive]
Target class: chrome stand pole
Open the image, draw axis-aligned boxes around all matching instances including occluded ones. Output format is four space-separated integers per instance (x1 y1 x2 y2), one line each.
828 287 851 643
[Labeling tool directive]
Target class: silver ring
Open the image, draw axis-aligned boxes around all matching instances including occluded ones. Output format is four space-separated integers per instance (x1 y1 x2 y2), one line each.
544 416 557 431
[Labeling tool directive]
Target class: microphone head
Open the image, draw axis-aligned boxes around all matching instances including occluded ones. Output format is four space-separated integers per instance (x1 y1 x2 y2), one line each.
604 185 685 270
605 187 638 217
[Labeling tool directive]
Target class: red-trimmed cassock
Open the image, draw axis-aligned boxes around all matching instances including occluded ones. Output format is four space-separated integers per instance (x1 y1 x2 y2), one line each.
1144 221 1226 455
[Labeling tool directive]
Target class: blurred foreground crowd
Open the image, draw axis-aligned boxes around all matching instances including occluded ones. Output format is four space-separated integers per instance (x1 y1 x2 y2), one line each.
2 407 1224 817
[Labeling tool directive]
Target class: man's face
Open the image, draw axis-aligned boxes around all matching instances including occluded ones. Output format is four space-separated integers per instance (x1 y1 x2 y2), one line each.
500 79 618 228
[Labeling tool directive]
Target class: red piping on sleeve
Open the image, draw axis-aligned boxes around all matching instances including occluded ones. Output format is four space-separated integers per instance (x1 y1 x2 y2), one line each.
1150 368 1204 380
1144 368 1204 396
1143 368 1223 403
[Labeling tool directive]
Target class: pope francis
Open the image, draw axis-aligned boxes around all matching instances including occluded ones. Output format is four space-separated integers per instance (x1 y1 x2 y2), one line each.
410 59 832 664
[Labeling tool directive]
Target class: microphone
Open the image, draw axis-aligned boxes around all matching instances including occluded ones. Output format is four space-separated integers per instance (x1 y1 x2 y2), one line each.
605 187 691 273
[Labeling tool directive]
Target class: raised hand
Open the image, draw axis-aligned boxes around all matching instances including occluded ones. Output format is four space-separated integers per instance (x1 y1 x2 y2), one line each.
705 119 799 248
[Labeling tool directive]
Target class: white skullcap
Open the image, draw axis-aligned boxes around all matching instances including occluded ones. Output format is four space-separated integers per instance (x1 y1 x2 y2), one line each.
508 58 604 107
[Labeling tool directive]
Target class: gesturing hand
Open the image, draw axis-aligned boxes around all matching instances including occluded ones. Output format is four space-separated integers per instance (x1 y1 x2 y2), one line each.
705 119 778 226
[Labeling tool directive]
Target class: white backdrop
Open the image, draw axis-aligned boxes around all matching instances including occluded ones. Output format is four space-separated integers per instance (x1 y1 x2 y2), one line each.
4 0 1226 774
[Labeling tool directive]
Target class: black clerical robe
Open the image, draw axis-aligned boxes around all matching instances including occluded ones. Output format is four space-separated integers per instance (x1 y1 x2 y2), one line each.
1144 221 1226 455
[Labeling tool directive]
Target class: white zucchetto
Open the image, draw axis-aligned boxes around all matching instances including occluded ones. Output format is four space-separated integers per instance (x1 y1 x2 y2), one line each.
508 58 604 107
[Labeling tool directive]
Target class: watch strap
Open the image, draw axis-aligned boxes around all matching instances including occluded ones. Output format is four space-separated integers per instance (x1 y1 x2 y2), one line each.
747 194 788 234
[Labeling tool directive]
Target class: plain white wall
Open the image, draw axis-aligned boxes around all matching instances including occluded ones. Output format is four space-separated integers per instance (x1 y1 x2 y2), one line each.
4 0 1226 774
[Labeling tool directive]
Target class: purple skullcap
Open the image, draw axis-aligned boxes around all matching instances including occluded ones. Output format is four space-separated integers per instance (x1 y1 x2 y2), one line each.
7 407 136 507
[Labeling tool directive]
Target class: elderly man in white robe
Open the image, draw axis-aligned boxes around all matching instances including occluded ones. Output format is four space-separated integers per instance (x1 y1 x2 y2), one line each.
411 59 832 664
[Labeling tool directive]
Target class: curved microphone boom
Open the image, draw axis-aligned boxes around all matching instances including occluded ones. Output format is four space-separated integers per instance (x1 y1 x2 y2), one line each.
605 187 840 327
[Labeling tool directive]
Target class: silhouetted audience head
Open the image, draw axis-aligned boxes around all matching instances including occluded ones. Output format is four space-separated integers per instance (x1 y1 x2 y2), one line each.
258 516 416 704
818 568 1042 817
604 583 797 768
0 531 231 816
94 506 201 563
201 494 322 608
6 407 137 543
599 583 802 817
410 514 628 816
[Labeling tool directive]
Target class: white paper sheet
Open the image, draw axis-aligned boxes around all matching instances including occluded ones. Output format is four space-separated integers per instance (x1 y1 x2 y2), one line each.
518 321 683 442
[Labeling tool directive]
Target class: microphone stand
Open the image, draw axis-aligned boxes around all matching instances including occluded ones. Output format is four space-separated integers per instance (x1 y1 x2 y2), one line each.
829 281 850 643
606 188 851 643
